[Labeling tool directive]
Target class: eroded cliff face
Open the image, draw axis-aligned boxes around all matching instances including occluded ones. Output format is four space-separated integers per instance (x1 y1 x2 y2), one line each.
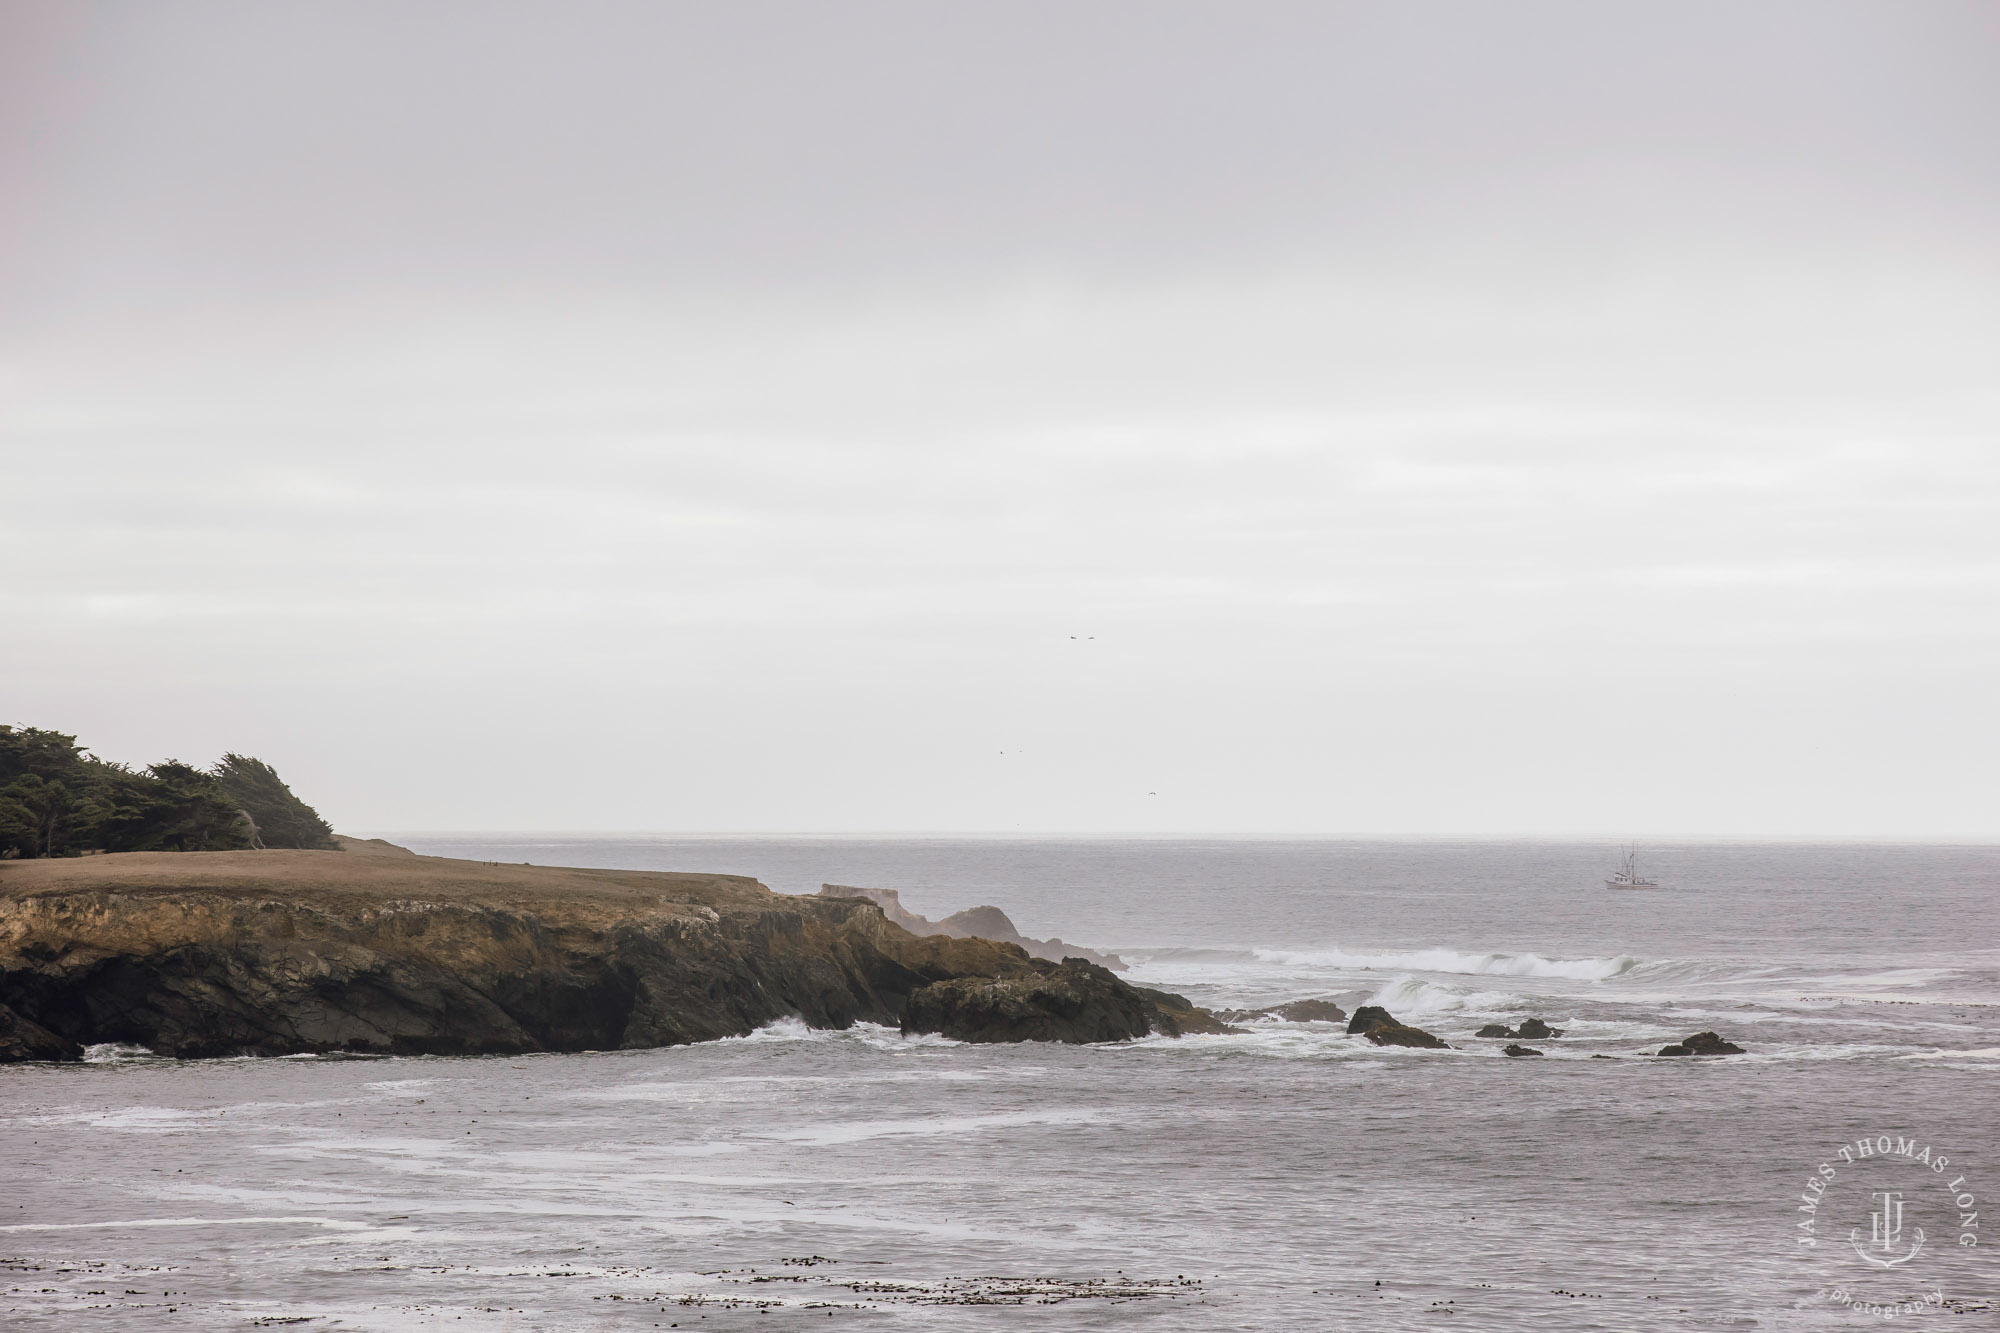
0 850 1035 1059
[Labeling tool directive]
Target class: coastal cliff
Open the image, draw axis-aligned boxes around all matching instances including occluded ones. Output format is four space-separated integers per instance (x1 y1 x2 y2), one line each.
0 843 1218 1060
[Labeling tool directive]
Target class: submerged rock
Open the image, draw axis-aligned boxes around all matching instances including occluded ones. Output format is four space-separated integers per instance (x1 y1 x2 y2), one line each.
1476 1018 1564 1039
1273 999 1347 1023
1657 1031 1745 1056
820 886 1126 971
900 957 1230 1043
1346 1005 1449 1050
1216 998 1347 1024
1502 1043 1544 1057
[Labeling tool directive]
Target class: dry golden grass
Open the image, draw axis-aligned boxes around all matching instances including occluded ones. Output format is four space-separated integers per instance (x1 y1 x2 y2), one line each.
0 843 774 916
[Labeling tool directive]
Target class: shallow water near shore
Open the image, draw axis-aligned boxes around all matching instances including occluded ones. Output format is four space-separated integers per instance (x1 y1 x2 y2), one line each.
4 838 1996 1329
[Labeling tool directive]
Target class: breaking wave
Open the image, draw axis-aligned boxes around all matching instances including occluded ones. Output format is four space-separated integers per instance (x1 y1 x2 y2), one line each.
721 1018 963 1050
1359 975 1528 1016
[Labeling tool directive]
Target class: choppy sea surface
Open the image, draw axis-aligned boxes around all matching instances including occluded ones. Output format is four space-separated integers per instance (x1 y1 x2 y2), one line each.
4 837 1996 1330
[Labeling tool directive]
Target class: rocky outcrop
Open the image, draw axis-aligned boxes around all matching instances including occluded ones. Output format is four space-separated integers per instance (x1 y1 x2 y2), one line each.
0 1000 81 1062
1476 1017 1564 1040
1345 1004 1451 1050
0 849 1056 1062
901 959 1147 1044
1217 998 1348 1024
1135 984 1236 1037
820 885 1125 970
1502 1043 1543 1057
1366 1024 1452 1050
1657 1031 1745 1056
900 957 1231 1044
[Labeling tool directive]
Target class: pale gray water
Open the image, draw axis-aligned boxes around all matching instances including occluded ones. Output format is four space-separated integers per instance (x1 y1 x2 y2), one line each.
4 839 1996 1329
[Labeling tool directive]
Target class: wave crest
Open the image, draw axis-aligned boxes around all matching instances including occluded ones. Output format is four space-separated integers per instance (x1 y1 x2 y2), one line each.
1361 975 1527 1016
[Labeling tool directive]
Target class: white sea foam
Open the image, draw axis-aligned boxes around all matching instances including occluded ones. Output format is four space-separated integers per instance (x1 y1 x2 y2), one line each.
1124 1023 1473 1061
726 1015 816 1042
0 1214 371 1234
1897 1046 2000 1060
751 1108 1108 1147
720 1018 962 1049
1252 945 1640 981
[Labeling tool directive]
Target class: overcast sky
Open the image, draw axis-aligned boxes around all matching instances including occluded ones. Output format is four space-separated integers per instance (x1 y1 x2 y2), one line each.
3 1 1997 836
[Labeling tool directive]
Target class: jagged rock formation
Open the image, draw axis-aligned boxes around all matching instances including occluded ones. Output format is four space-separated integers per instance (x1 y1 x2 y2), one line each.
900 958 1232 1044
1502 1043 1544 1057
0 1000 81 1062
1345 1004 1451 1050
819 885 1125 970
0 848 1057 1061
1476 1017 1564 1040
1657 1031 1745 1056
1216 998 1348 1024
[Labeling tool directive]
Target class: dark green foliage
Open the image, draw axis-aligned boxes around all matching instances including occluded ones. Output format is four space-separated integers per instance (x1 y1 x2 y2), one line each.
0 725 335 858
212 753 337 850
0 773 78 859
0 728 91 858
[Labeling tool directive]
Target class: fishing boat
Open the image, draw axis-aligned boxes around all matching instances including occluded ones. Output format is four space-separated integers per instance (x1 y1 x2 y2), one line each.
1605 847 1659 890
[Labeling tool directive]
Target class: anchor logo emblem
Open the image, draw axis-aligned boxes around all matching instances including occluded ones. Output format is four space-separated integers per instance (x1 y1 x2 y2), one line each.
1849 1190 1925 1268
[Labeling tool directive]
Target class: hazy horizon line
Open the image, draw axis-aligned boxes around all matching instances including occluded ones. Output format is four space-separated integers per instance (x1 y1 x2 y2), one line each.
353 829 2000 847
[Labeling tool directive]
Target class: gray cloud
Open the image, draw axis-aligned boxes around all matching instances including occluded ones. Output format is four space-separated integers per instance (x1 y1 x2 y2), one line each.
3 2 1996 834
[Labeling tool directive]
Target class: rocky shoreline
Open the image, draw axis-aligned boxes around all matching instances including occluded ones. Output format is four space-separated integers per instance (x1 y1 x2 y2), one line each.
0 843 1220 1062
0 843 1751 1064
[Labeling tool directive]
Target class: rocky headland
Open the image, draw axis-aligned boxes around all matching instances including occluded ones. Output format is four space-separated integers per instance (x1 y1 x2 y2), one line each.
0 842 1226 1061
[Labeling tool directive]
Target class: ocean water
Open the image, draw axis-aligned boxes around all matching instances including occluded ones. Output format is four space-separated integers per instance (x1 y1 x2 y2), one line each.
3 838 1996 1330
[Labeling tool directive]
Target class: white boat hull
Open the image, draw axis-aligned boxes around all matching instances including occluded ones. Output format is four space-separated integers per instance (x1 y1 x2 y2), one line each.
1605 877 1659 890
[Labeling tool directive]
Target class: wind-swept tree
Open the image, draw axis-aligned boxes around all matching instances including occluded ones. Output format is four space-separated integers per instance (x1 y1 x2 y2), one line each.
211 753 337 850
97 761 256 853
0 724 335 857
